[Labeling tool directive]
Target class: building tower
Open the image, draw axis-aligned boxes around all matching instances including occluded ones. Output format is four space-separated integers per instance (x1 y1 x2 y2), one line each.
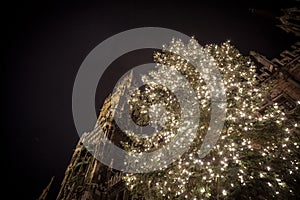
56 71 134 200
38 176 55 200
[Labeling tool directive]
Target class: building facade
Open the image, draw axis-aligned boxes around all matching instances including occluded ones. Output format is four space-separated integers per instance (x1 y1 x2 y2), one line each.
250 42 300 114
56 72 134 200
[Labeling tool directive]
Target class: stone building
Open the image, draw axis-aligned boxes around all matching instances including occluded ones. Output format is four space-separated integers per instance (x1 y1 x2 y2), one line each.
250 42 300 114
56 72 134 200
277 7 300 37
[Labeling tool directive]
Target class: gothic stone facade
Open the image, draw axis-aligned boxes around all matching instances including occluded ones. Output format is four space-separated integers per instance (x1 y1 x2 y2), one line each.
56 73 134 200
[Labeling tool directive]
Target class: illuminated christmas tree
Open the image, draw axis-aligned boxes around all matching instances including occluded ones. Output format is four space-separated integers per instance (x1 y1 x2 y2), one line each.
121 38 300 199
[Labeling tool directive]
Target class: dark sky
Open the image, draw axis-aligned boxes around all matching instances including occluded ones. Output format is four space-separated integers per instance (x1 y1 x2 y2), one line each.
3 0 298 199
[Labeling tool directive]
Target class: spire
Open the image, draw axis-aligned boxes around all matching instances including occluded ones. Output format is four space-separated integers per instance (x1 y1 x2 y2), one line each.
37 176 55 200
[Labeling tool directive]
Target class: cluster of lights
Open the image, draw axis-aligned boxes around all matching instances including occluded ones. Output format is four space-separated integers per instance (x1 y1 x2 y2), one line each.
121 38 300 199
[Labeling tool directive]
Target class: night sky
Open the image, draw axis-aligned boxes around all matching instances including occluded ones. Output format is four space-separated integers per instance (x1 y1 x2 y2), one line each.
3 1 298 199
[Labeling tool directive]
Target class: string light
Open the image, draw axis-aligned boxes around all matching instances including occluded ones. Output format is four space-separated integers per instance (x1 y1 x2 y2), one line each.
121 38 300 199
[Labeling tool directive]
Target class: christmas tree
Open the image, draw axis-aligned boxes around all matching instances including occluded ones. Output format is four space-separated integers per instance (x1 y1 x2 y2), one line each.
121 38 300 199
